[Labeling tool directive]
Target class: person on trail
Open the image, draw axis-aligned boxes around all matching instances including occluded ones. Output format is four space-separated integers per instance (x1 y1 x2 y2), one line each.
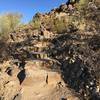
66 0 80 10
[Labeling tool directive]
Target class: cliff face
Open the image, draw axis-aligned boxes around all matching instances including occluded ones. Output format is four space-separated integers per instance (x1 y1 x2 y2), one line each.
0 1 100 100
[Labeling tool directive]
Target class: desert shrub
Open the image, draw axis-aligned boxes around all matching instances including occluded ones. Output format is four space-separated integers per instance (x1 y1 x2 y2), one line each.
30 16 41 29
76 0 94 10
0 13 22 39
52 18 67 33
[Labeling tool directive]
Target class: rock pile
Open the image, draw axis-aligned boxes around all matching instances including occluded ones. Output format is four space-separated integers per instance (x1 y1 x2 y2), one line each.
0 1 100 100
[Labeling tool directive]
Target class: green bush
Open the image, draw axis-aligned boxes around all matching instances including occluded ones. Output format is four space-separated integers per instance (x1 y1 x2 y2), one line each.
0 13 22 38
30 17 41 29
52 18 67 33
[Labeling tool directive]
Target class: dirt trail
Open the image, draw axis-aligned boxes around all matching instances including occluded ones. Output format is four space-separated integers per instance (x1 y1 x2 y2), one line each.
0 1 100 100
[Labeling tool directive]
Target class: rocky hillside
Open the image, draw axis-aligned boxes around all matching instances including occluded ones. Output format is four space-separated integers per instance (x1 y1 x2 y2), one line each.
0 1 100 100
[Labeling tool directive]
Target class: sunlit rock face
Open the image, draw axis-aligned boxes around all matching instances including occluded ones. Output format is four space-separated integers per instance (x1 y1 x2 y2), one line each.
0 1 100 100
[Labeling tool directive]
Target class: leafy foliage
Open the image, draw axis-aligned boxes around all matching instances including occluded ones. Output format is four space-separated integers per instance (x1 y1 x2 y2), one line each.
0 13 22 38
30 16 41 29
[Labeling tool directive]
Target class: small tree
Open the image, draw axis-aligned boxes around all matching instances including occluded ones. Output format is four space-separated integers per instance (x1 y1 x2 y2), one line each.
0 12 22 38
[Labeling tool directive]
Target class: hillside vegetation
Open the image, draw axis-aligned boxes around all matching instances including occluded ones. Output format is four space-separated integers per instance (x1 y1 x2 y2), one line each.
0 0 100 100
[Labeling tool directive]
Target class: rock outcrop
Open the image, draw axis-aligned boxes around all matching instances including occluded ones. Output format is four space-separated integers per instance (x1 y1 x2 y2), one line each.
0 1 100 100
